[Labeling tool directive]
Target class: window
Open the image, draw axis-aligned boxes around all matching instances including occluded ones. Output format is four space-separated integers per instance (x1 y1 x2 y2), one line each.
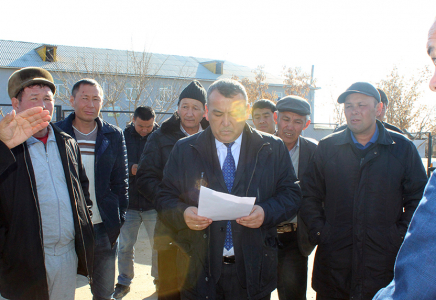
125 87 140 103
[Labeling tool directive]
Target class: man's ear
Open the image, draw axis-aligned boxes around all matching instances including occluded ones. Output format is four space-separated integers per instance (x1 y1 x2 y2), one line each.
205 104 210 121
376 102 383 117
69 95 75 107
11 97 19 111
303 119 311 130
273 111 278 124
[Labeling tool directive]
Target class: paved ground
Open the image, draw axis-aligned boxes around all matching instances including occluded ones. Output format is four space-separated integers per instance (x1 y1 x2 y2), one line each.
75 224 316 300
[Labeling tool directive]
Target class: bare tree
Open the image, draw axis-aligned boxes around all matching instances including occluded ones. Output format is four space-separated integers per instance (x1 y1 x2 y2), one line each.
52 49 194 126
377 66 433 136
232 65 277 104
282 66 315 98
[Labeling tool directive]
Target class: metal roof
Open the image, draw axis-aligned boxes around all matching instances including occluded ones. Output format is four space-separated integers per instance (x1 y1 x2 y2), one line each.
0 40 284 85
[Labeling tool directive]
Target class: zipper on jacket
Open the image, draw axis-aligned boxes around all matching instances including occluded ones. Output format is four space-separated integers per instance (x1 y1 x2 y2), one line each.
198 171 211 277
67 143 92 283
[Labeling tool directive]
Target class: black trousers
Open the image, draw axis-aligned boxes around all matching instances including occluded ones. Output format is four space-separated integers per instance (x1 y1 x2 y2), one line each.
157 247 180 300
277 231 308 300
180 262 271 300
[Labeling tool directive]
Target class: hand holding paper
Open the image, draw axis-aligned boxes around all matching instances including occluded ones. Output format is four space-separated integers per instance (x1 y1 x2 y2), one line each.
236 205 265 228
184 206 212 231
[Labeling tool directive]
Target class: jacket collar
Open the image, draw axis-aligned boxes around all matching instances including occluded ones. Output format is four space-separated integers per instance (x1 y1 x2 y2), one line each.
161 111 209 135
191 124 271 192
63 112 117 136
335 120 395 146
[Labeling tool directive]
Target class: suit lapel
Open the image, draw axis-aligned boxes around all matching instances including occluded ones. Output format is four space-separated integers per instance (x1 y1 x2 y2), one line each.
193 127 228 192
298 136 307 179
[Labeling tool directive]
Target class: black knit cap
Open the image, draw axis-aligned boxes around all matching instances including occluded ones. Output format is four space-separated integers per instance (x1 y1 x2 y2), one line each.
178 80 207 106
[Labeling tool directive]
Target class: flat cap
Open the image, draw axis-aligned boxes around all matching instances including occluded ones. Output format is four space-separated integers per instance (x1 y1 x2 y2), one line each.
8 67 56 99
276 95 311 116
337 82 380 103
377 89 389 105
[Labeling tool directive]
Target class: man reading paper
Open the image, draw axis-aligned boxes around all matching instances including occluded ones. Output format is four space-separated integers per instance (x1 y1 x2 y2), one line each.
156 79 301 300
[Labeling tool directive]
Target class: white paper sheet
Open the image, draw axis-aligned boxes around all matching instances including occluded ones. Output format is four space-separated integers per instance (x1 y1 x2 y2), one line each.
197 186 256 221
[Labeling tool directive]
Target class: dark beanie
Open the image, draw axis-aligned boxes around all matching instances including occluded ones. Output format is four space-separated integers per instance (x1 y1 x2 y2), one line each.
178 80 207 106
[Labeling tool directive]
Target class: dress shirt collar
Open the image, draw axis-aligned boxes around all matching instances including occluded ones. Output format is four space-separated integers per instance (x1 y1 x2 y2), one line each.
350 124 379 150
180 123 203 136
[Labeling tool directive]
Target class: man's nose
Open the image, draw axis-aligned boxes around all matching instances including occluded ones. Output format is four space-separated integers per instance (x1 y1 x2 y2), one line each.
222 114 230 126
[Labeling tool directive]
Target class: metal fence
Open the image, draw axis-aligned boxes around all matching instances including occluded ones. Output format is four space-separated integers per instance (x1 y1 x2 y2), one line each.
60 109 173 128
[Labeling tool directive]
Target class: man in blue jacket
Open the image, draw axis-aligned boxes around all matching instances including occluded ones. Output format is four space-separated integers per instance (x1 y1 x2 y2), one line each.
57 78 129 300
373 18 436 300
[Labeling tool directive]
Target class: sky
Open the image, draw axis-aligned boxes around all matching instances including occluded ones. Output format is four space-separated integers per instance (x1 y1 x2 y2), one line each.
1 0 435 122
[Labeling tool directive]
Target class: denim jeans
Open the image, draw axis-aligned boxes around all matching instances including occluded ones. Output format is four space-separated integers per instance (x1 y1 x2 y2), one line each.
91 223 117 300
277 231 308 300
117 209 158 286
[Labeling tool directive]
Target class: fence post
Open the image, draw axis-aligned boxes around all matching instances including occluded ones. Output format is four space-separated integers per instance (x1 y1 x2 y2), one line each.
55 105 63 121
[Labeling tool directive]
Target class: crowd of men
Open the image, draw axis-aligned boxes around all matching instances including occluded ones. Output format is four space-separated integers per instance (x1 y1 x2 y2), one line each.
0 18 435 300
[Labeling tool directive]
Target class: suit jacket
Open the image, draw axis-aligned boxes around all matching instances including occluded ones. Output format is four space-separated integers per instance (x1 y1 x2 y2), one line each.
157 124 301 300
297 136 318 257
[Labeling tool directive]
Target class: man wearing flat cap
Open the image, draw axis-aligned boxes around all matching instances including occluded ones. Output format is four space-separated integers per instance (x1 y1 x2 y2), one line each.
300 82 427 300
136 80 209 300
334 88 403 134
0 67 94 300
273 95 317 300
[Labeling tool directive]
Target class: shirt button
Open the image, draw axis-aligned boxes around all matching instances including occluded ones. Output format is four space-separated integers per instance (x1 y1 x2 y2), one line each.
317 232 321 236
203 234 207 238
205 277 209 282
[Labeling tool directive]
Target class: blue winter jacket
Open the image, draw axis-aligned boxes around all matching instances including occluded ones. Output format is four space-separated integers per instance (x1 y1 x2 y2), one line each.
56 113 129 247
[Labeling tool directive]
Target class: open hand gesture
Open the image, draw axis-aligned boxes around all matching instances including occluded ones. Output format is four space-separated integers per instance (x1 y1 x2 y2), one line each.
0 107 51 149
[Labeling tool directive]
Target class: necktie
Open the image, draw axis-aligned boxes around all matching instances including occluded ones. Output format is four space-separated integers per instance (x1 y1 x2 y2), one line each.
223 142 235 251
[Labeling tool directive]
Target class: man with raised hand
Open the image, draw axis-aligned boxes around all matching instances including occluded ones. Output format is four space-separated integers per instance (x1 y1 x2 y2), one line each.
0 67 94 300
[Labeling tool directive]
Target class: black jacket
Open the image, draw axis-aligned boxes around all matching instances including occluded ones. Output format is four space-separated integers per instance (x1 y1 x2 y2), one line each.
57 113 129 246
300 121 427 299
0 124 94 300
136 112 209 250
157 124 302 300
296 136 318 257
124 122 159 211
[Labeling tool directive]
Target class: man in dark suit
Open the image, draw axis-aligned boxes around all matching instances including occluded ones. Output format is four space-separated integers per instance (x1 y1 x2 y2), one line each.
273 96 317 300
156 79 302 300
